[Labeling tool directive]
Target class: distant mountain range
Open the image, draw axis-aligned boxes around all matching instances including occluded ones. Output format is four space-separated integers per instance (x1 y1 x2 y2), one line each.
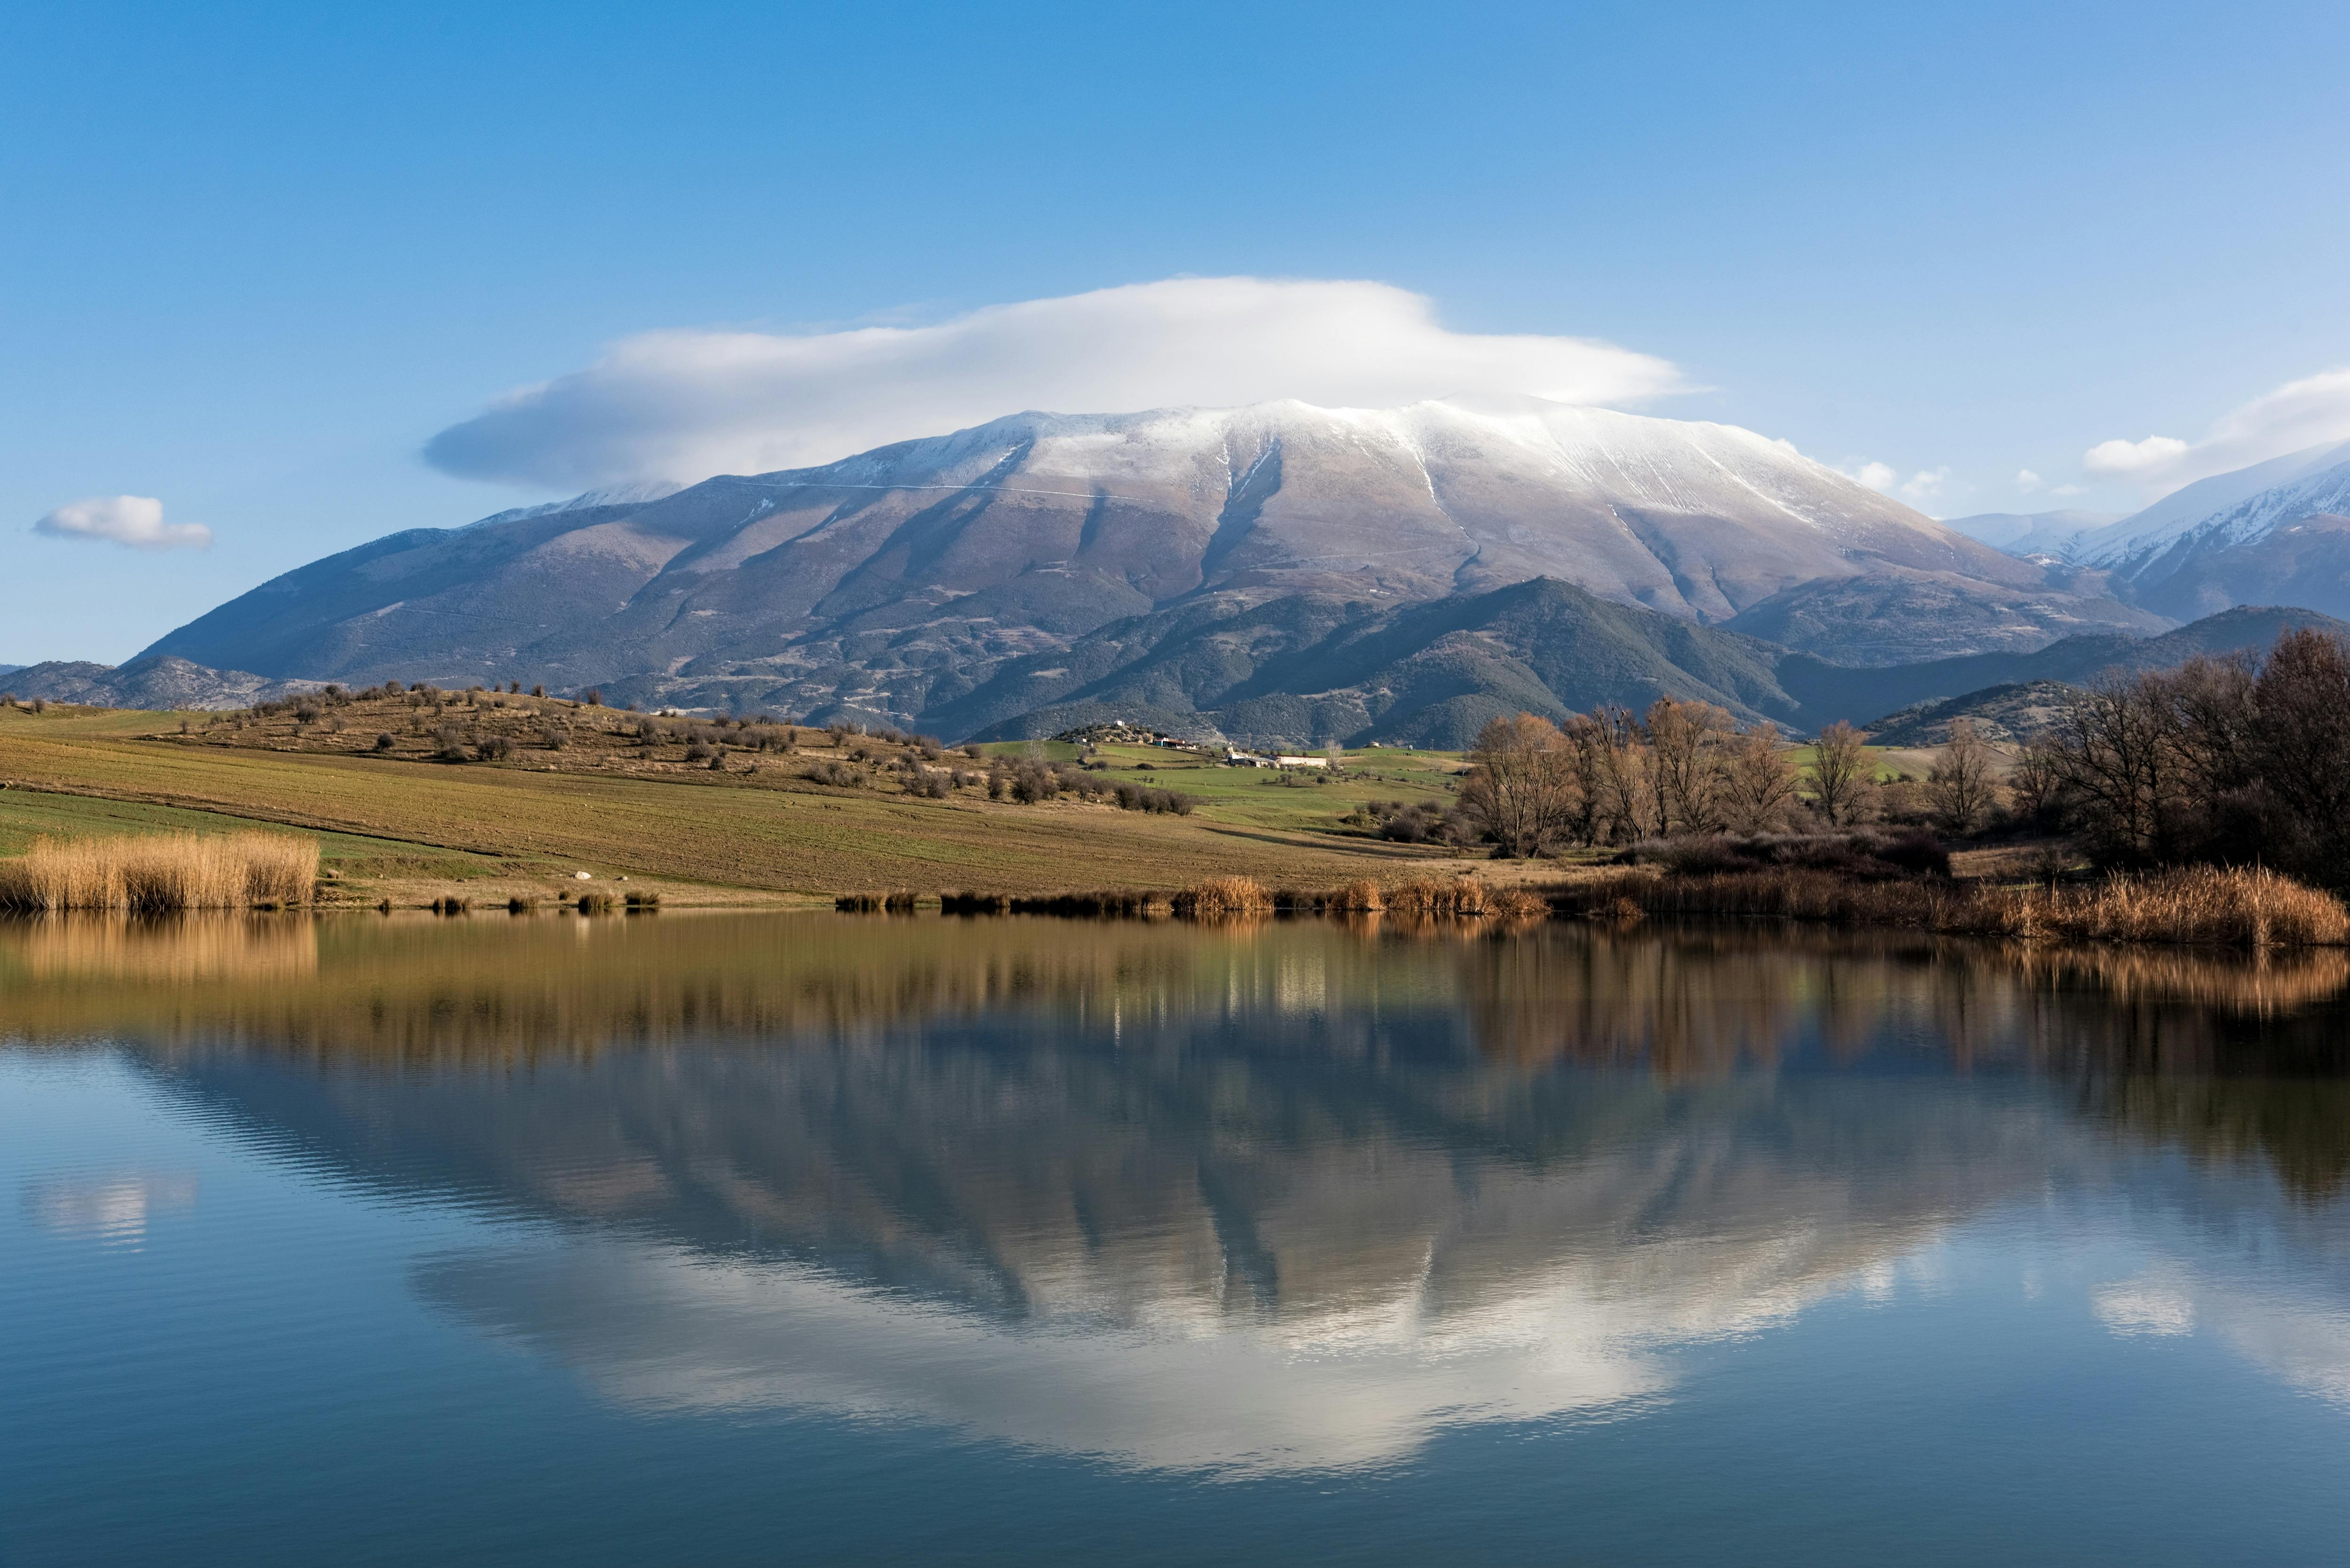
0 655 322 711
20 400 2350 747
1940 509 2124 558
1948 439 2350 621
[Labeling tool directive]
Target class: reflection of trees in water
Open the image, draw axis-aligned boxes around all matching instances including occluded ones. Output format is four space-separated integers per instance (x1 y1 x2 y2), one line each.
7 910 2346 1203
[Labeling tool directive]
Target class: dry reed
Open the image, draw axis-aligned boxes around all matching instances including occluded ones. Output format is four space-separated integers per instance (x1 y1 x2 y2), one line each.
0 833 317 913
1172 875 1273 917
1546 864 2347 949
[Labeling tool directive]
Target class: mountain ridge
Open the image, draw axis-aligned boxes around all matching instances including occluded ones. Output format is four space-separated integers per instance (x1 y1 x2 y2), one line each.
138 398 2148 733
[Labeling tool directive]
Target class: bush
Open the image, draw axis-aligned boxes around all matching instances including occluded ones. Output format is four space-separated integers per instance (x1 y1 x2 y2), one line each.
477 734 516 761
374 733 396 751
1617 827 1949 880
684 741 715 762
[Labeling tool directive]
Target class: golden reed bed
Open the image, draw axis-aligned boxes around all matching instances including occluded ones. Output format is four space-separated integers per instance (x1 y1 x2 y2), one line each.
0 833 318 913
1551 864 2348 949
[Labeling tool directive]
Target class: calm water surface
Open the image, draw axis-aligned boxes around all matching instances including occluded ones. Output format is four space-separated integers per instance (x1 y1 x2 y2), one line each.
5 912 2349 1565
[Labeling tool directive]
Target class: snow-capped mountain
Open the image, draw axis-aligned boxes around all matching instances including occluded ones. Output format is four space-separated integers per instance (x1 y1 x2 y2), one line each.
2071 439 2350 571
140 398 2148 728
2043 440 2350 621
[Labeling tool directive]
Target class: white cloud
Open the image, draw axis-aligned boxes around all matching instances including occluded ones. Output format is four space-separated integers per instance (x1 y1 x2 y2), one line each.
2016 468 2042 493
33 495 212 551
2083 367 2350 493
1839 459 1899 493
2051 483 2086 497
2083 434 2192 479
423 277 1686 490
1899 466 1952 503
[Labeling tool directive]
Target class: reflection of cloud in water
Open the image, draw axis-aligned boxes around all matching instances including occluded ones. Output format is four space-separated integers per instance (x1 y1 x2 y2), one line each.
382 1056 2043 1474
418 1218 1927 1475
22 1172 197 1244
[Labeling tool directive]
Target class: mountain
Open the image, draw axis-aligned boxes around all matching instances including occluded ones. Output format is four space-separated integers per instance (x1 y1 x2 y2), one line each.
936 577 1802 747
1780 604 2350 726
140 399 2147 733
1941 509 2124 558
0 655 324 710
2069 439 2350 573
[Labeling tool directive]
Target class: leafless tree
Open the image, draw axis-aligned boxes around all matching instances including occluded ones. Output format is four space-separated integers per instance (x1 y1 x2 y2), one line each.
1925 719 1998 835
1806 720 1870 826
1644 698 1735 835
1721 723 1801 834
1461 713 1579 856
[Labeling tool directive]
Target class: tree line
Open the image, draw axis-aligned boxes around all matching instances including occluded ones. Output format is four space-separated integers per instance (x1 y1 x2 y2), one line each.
1453 625 2350 889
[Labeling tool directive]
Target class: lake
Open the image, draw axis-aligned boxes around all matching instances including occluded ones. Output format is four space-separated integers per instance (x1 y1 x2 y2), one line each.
5 911 2348 1565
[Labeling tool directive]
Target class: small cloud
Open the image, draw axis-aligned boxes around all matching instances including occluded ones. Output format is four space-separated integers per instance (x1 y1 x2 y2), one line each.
34 495 212 551
2016 468 2043 493
2084 435 2191 479
1838 459 1899 493
1900 466 1953 503
2082 365 2350 495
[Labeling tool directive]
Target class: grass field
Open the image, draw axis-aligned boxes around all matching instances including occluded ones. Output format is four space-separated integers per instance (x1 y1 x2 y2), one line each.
0 702 1475 904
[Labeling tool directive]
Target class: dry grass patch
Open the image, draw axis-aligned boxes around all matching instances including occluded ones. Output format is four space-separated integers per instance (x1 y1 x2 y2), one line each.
1174 876 1273 917
0 831 317 912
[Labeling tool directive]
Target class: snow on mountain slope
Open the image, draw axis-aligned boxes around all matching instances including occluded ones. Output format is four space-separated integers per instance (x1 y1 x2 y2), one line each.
141 398 2137 723
2073 439 2350 570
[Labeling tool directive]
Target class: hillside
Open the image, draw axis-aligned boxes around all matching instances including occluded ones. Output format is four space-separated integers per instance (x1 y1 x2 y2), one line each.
136 398 2140 733
936 577 1800 747
1784 604 2350 724
1860 680 2080 747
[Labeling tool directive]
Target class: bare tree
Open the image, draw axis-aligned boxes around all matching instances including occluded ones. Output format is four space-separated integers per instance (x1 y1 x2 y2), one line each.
1925 719 1998 835
1644 698 1734 835
2008 733 2064 827
2246 627 2350 886
1806 720 1870 826
1720 723 1801 834
1460 713 1579 856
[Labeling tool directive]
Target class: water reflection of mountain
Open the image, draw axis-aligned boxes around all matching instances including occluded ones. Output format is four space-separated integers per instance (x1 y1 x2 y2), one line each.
8 913 2349 1471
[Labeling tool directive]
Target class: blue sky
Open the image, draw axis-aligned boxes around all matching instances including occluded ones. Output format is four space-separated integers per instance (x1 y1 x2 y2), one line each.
6 0 2348 664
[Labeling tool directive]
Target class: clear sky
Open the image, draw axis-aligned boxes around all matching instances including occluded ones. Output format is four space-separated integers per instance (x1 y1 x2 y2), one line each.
6 0 2348 664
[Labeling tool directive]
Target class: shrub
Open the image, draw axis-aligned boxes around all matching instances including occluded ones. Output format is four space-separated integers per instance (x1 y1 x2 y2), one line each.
623 890 661 910
478 734 516 761
577 890 617 913
684 741 716 763
374 733 396 751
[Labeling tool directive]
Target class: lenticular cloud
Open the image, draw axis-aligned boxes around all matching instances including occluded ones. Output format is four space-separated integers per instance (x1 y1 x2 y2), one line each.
424 278 1684 490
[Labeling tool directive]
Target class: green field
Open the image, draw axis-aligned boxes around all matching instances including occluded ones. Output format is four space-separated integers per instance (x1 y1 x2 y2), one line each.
0 705 1475 903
